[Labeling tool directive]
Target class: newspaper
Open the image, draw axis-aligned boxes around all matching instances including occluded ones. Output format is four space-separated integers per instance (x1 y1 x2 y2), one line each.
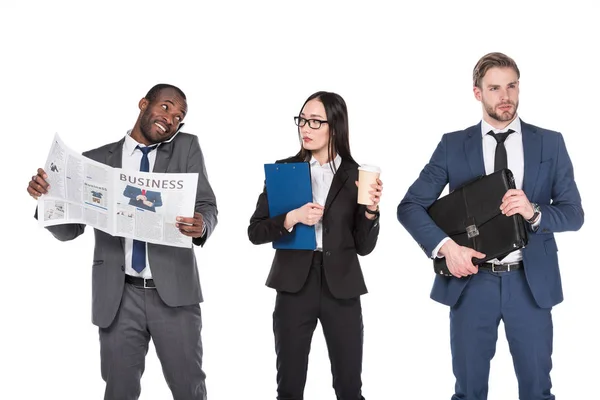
38 134 199 248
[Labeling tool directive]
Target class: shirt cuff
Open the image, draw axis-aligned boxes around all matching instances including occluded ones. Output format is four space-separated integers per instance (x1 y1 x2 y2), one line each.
432 237 451 259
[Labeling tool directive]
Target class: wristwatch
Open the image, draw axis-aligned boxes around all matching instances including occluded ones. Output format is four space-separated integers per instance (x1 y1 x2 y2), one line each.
527 203 541 224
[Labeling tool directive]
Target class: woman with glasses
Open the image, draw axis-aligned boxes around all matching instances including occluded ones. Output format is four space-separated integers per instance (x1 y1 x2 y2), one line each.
248 91 383 399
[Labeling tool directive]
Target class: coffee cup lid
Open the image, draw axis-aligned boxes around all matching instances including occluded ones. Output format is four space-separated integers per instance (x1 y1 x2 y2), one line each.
358 164 381 173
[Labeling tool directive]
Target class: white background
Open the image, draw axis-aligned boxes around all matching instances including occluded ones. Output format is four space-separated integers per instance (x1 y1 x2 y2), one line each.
1 1 597 399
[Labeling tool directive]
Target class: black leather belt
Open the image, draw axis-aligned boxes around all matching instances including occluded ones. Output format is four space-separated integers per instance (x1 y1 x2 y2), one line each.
125 275 156 289
479 261 523 273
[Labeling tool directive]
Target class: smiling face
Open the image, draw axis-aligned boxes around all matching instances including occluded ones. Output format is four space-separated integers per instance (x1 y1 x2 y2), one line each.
473 66 520 129
133 88 187 145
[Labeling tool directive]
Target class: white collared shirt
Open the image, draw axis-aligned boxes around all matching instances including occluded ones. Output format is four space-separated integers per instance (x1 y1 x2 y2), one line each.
481 117 524 192
122 131 160 278
310 154 342 250
481 117 524 264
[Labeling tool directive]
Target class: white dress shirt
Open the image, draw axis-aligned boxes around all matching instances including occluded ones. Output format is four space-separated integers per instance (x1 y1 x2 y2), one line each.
122 132 160 278
433 116 540 264
310 154 342 251
481 117 524 264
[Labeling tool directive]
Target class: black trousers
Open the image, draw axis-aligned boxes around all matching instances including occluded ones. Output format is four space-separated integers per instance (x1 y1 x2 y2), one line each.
273 252 365 400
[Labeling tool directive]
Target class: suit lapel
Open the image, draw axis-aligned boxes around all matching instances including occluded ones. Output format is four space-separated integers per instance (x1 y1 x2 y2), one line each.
521 121 542 198
464 123 486 178
106 138 125 168
324 159 350 213
153 141 172 173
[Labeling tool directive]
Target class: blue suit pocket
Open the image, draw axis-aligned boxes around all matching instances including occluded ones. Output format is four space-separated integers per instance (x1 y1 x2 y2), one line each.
544 238 558 254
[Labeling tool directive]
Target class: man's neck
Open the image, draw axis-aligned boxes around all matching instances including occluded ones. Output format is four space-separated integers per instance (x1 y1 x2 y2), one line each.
130 126 150 145
483 114 517 131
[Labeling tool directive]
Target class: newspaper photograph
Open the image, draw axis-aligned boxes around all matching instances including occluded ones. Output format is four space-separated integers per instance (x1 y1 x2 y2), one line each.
38 134 199 248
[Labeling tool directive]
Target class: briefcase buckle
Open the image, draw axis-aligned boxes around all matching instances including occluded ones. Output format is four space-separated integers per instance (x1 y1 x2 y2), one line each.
466 224 479 238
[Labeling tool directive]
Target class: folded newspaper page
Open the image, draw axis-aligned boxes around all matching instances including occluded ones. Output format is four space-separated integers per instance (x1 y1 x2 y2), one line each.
38 134 199 248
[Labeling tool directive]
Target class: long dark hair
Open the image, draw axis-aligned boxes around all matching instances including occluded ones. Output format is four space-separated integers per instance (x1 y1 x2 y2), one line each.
295 91 356 170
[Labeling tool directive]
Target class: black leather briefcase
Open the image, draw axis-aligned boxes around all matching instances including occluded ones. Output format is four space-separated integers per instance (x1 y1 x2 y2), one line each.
427 169 528 277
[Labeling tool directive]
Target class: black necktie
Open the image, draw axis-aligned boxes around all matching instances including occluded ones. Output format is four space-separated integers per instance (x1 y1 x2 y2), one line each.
487 129 514 172
132 144 157 273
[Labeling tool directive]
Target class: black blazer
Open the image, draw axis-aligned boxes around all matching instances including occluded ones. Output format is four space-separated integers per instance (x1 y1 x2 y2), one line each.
248 156 380 299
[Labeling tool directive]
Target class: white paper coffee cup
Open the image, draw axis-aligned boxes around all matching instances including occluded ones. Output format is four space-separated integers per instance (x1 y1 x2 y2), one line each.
357 165 381 205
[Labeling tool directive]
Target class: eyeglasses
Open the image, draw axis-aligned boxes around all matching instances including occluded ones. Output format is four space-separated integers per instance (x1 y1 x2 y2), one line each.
294 116 328 129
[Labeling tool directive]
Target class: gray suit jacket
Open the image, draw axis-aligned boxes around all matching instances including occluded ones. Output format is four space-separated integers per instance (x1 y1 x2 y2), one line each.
42 133 218 328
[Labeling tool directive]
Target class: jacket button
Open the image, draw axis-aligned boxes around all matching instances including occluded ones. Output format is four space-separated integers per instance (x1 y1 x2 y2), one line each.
121 265 125 271
325 251 331 256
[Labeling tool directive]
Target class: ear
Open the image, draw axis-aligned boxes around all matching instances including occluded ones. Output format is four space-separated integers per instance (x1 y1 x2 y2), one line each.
473 86 482 102
139 98 148 110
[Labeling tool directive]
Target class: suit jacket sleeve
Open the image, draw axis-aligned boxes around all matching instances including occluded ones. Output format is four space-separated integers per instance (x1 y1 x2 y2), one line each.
247 183 293 245
188 135 218 247
534 132 584 234
397 134 450 257
34 207 86 241
352 205 380 256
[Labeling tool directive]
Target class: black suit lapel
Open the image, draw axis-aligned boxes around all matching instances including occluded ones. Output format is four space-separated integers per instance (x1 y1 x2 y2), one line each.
324 159 351 215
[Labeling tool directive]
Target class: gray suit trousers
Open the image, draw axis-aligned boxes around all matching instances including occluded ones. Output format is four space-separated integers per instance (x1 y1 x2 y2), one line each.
99 282 206 400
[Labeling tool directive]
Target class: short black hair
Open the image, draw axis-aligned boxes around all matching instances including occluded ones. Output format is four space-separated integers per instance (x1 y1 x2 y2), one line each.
144 84 186 103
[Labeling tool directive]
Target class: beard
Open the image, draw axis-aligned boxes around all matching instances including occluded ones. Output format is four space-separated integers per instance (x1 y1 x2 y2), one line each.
484 99 519 123
138 109 176 145
139 109 160 144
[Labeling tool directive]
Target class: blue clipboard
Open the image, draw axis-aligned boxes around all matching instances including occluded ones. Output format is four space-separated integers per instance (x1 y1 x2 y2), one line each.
264 162 316 250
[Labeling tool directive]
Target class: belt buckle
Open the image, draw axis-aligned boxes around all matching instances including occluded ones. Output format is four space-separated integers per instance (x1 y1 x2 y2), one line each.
143 278 153 289
491 263 515 273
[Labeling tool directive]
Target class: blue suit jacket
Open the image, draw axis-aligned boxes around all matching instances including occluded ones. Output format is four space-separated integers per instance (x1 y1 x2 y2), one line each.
397 121 584 308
